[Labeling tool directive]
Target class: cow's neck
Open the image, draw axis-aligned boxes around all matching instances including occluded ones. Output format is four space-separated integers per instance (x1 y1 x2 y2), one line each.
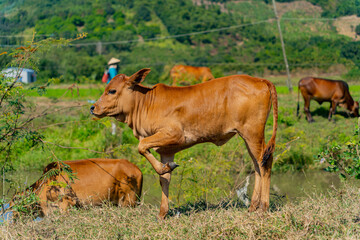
345 92 355 110
125 84 154 138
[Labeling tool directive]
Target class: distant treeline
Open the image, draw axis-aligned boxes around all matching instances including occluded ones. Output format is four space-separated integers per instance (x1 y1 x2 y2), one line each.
0 0 360 84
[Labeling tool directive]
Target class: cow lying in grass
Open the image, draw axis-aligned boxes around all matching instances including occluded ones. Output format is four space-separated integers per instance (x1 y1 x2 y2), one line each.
9 158 142 218
91 68 278 219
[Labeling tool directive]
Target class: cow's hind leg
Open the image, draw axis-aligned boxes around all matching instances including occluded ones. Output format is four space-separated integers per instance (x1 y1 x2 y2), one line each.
158 154 174 220
259 150 273 211
248 159 261 212
241 124 273 212
243 135 266 212
303 95 314 123
250 140 272 211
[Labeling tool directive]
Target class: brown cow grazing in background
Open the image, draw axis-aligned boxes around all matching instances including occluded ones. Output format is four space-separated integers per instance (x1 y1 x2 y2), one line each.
11 159 142 217
170 64 214 86
90 68 278 219
297 77 359 122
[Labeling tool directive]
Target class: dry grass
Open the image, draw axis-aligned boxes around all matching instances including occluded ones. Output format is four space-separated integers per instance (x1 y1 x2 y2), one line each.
276 1 323 18
1 185 359 239
333 15 360 40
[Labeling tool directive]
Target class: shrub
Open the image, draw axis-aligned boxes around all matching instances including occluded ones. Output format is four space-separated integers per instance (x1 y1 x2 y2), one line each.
318 121 360 180
343 66 360 81
0 33 86 207
356 24 360 36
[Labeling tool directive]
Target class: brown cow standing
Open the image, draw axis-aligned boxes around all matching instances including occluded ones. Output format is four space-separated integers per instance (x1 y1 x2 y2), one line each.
170 64 214 86
90 68 278 219
11 159 142 217
297 77 359 122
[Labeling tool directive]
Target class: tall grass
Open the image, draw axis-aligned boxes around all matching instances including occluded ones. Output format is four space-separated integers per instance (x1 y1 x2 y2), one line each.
1 185 359 239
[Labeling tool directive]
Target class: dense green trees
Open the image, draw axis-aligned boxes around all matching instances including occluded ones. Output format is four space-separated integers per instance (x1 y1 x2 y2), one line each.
0 0 359 83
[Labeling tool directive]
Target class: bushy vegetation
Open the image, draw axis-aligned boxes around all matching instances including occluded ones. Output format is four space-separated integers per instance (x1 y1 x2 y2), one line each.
0 34 85 212
318 119 360 180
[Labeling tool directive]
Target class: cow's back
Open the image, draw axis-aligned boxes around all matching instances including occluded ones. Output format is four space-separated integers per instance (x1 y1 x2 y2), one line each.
299 77 348 100
142 75 272 145
184 66 212 80
37 158 142 213
155 74 271 109
198 67 214 80
170 65 213 81
65 159 142 206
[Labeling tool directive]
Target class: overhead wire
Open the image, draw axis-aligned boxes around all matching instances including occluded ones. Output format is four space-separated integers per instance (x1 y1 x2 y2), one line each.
70 19 275 46
0 16 345 47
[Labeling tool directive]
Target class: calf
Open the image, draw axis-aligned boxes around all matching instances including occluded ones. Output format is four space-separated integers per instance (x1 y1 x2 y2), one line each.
91 68 278 219
297 77 359 122
11 158 142 217
170 64 214 86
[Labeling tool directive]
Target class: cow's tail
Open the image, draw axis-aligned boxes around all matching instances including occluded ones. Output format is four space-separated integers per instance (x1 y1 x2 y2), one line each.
262 81 278 167
297 81 300 117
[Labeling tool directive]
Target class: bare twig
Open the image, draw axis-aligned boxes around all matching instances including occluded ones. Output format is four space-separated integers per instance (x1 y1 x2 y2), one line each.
41 140 112 155
33 119 90 130
21 103 84 128
274 136 300 162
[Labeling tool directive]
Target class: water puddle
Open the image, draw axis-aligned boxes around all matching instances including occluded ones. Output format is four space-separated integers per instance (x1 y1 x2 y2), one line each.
0 169 352 207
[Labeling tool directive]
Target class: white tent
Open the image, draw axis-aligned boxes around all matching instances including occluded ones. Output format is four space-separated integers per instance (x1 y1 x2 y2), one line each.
1 67 37 84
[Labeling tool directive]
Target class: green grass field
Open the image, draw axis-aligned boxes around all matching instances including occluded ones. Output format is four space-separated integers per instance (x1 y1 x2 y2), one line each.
7 82 360 191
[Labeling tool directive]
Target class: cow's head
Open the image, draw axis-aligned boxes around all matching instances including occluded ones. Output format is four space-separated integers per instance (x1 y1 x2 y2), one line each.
90 68 151 121
351 101 359 117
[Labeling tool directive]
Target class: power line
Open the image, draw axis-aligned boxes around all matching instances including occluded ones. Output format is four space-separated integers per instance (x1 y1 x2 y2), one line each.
0 16 347 44
0 34 54 38
0 19 274 48
71 19 274 46
0 44 22 48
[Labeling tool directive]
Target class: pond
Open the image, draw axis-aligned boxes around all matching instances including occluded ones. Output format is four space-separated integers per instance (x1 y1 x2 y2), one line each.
140 170 344 206
0 169 350 207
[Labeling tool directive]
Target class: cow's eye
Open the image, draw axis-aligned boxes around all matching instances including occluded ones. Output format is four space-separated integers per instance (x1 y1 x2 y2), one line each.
108 89 116 95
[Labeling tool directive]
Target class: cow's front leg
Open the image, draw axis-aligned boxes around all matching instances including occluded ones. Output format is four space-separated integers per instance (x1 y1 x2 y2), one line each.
159 154 174 220
328 101 337 121
138 131 182 175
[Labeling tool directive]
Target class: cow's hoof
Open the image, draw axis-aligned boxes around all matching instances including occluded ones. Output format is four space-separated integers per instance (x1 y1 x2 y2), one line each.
259 202 269 212
157 214 167 221
168 162 179 171
248 204 259 212
159 162 179 175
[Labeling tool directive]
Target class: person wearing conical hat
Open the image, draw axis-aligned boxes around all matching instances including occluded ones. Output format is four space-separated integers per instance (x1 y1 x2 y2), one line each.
106 58 121 135
107 57 120 84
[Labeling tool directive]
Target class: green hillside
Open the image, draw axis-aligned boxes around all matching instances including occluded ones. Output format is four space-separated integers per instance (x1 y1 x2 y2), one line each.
1 0 360 84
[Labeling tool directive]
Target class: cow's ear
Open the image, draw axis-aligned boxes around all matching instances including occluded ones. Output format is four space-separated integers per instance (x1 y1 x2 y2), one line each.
128 68 151 85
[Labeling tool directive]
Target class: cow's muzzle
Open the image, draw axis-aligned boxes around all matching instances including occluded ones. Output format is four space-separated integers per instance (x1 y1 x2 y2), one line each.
90 105 95 115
